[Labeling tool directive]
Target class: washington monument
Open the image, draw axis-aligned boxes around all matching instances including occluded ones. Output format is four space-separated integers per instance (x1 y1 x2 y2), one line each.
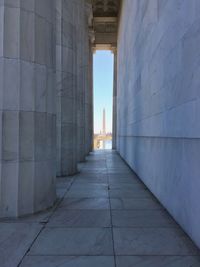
102 108 106 135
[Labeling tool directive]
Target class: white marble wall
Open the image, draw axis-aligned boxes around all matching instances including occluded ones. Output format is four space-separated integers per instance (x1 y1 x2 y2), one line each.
0 0 56 217
117 0 200 247
56 0 78 176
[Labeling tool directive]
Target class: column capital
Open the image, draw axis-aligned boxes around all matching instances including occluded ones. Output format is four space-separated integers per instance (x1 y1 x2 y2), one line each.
89 29 95 44
85 1 93 27
111 47 117 54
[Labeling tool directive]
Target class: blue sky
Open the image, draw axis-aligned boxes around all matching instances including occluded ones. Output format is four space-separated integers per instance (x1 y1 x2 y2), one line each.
93 51 113 133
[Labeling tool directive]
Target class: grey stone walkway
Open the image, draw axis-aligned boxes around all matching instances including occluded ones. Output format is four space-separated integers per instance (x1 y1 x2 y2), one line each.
1 150 200 267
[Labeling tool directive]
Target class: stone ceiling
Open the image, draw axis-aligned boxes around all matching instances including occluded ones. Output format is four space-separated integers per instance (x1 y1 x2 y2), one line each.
92 0 120 17
91 0 121 50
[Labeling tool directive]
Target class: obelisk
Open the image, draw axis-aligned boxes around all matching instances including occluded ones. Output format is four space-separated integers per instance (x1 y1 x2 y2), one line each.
103 108 106 135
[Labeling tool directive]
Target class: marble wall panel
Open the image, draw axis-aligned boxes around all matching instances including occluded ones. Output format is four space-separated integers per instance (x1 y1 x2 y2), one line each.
117 0 200 248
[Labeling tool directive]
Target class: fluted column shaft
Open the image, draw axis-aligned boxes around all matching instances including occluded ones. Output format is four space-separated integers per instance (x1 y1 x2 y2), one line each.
56 0 78 176
0 0 56 217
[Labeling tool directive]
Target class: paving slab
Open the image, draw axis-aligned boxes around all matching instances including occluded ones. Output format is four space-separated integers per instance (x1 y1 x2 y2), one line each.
0 223 42 267
112 210 177 227
0 209 53 223
59 197 110 209
110 197 162 210
20 256 115 267
74 177 108 184
109 188 154 198
70 183 108 190
79 169 107 174
48 209 111 227
108 176 142 184
116 256 200 267
110 183 146 190
56 177 74 188
113 228 200 255
66 189 109 198
3 150 200 266
57 188 68 198
107 169 133 174
74 173 107 178
29 228 113 255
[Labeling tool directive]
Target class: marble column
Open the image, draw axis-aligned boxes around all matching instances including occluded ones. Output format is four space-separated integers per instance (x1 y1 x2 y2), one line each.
83 21 93 155
56 0 78 176
75 1 83 162
112 49 117 149
75 0 88 162
88 44 94 152
83 2 94 156
0 0 56 217
83 42 90 156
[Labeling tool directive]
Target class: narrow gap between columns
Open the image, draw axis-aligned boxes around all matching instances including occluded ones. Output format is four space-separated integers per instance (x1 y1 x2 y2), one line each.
93 50 114 151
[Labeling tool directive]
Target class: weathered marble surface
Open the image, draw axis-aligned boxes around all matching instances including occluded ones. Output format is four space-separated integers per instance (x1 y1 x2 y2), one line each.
0 0 94 218
114 228 199 255
20 256 115 267
116 256 200 267
56 0 78 176
110 197 162 210
0 0 56 217
0 223 42 267
112 210 177 227
75 0 93 162
29 228 113 255
48 209 111 227
59 197 110 209
117 0 200 248
56 0 93 176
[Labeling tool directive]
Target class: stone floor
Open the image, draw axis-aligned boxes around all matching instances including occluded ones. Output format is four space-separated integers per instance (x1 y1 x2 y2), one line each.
1 150 200 267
